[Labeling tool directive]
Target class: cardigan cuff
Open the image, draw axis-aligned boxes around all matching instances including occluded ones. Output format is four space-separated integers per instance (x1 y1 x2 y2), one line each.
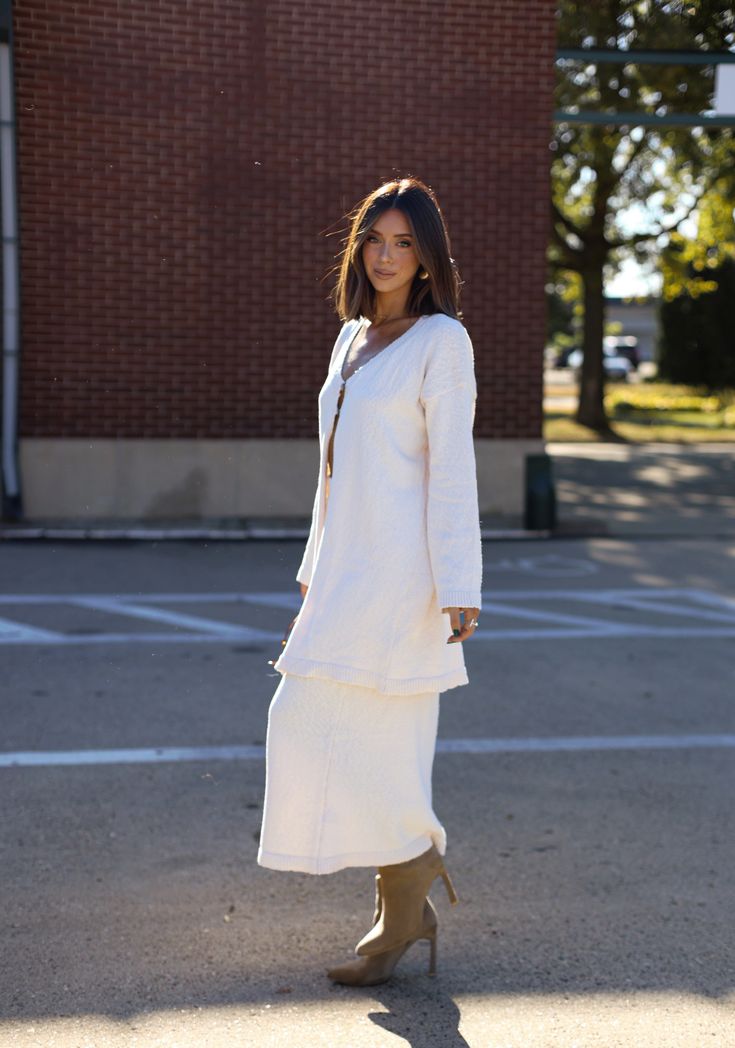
438 590 482 611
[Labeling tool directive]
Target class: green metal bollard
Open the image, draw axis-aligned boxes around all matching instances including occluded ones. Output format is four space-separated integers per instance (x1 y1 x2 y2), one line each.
524 453 557 530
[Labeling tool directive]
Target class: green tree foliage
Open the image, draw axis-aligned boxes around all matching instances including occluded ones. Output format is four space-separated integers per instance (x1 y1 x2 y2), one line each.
660 168 735 298
658 181 735 388
553 0 735 431
659 259 735 387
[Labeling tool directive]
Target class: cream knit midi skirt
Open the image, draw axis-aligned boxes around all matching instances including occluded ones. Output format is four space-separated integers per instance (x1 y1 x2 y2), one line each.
257 672 446 875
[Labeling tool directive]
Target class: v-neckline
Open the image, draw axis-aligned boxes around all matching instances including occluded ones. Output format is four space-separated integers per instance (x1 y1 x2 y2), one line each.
339 314 427 385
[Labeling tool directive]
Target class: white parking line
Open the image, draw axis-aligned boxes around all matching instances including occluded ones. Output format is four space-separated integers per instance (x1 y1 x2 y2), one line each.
493 555 600 577
483 600 628 634
0 587 732 644
70 596 275 641
0 616 60 643
2 734 735 768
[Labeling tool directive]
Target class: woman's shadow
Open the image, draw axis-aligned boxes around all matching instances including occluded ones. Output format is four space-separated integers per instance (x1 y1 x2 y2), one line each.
366 979 471 1047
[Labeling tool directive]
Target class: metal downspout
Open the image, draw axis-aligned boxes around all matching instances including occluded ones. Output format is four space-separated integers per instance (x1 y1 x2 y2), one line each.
0 0 22 520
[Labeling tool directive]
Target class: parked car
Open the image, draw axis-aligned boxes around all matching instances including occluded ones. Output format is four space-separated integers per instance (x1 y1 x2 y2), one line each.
604 336 640 369
567 349 633 381
556 337 640 371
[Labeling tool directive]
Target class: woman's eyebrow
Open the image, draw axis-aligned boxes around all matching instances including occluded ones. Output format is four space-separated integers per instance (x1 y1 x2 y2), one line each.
368 227 413 237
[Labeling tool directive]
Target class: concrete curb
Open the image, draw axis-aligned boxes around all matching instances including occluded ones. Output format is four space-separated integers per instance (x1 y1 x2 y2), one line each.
0 525 558 541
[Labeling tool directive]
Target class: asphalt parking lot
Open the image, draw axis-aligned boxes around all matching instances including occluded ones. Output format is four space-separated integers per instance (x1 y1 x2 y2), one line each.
1 443 734 1047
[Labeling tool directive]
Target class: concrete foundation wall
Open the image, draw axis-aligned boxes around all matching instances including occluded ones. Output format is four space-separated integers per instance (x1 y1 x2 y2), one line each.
19 438 544 522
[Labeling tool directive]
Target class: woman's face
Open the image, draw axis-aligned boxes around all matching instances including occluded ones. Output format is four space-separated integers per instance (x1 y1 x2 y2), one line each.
361 208 421 298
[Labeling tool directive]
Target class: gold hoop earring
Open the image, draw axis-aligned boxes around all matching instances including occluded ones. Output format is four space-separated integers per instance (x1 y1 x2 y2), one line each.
419 269 429 280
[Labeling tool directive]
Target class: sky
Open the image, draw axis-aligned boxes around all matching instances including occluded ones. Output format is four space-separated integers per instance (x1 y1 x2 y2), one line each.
604 204 700 300
606 258 662 298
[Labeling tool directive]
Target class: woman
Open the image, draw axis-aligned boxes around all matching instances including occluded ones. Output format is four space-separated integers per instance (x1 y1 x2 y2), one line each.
257 176 482 986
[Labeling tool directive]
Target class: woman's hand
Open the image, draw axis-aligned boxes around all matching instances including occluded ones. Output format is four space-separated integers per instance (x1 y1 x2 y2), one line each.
442 606 480 643
299 582 309 599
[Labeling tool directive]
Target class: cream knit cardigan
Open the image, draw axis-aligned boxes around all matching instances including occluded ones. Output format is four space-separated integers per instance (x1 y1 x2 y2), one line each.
273 311 483 695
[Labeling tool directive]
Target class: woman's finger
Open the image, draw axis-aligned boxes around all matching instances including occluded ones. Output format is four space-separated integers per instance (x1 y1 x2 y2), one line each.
443 606 480 643
464 607 480 640
443 606 465 643
442 606 462 641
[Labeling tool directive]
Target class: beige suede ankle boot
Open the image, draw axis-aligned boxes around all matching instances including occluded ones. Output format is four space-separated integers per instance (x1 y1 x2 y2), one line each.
327 878 438 986
354 844 457 958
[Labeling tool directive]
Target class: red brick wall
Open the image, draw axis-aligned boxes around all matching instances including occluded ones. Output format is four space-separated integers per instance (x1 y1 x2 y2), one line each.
13 0 555 440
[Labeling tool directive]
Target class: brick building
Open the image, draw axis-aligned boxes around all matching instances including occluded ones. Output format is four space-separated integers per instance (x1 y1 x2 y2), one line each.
2 0 556 524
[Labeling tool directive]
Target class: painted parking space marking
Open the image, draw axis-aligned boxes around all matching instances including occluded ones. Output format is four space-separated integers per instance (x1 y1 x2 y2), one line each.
482 600 628 635
491 555 600 577
2 734 735 768
0 615 60 643
0 587 732 644
70 596 275 642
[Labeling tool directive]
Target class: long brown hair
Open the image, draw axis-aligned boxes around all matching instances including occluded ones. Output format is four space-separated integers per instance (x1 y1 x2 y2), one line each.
329 176 463 323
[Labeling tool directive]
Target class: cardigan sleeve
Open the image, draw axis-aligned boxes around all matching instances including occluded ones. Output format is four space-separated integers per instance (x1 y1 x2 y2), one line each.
295 321 354 587
420 321 483 611
295 483 320 586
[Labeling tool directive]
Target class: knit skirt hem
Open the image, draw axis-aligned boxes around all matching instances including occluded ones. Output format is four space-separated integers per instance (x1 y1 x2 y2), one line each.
257 830 446 876
271 652 468 696
258 672 446 875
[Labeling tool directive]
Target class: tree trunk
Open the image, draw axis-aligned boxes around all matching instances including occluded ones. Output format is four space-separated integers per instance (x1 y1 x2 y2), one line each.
575 259 614 433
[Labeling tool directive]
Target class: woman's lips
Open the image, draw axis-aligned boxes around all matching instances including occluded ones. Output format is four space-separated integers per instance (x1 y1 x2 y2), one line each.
375 269 395 278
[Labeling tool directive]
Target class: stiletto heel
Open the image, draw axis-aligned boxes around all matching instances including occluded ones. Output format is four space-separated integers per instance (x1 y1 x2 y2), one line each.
440 867 458 905
427 928 437 976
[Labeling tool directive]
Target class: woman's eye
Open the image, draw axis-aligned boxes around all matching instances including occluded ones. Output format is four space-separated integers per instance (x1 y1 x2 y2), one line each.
365 236 412 247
